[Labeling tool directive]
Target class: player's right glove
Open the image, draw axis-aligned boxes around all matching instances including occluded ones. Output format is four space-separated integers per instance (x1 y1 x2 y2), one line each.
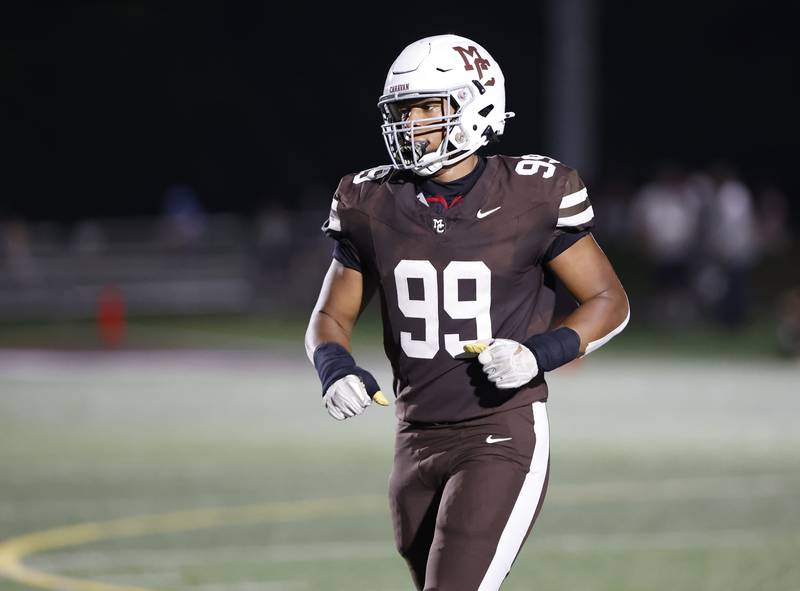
464 327 582 389
313 342 389 421
465 338 539 389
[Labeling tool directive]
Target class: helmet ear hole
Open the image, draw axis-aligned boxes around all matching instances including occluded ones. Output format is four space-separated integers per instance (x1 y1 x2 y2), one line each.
483 125 500 143
448 126 468 149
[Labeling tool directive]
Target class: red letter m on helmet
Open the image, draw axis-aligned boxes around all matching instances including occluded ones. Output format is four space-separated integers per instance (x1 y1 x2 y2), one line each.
452 46 495 86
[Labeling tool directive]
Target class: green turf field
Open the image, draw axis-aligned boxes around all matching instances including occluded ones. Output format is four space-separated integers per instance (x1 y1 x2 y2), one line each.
1 345 799 591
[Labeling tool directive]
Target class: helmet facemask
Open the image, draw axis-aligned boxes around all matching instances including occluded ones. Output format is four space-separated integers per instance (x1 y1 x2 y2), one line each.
379 86 478 177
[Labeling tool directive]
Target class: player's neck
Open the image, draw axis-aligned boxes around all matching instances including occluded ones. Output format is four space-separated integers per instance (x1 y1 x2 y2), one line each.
430 154 479 183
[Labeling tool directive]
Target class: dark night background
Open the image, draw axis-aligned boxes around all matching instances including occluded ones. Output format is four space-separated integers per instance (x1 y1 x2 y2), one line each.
2 9 799 589
4 1 799 222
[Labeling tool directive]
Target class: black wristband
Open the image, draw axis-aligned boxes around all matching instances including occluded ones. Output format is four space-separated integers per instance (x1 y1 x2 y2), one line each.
312 342 381 397
523 327 581 372
313 342 357 396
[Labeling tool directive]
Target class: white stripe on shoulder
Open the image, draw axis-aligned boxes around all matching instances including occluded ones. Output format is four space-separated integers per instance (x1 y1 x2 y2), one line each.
559 187 588 209
478 402 549 590
557 205 594 228
327 198 341 231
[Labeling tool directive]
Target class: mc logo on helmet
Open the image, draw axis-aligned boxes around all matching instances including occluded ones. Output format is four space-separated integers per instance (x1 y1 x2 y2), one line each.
452 46 495 86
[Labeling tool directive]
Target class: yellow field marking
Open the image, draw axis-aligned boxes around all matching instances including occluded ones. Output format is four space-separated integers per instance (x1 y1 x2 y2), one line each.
0 495 387 591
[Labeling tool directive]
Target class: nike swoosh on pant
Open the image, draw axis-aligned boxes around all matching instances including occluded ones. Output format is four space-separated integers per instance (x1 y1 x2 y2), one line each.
485 435 512 444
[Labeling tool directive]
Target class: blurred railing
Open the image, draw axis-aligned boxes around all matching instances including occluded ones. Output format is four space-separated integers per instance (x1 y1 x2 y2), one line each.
0 211 331 321
1 205 797 354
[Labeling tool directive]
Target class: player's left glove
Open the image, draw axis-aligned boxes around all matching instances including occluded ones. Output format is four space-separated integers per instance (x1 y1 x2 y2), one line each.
464 338 539 389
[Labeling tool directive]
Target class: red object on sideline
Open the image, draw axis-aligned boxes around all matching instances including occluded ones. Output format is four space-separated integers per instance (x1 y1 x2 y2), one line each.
97 286 126 348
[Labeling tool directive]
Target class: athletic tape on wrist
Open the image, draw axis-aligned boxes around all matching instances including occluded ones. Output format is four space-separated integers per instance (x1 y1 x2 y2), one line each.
523 326 581 372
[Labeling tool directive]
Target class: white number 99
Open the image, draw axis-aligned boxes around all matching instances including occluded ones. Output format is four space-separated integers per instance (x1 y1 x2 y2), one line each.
394 260 492 359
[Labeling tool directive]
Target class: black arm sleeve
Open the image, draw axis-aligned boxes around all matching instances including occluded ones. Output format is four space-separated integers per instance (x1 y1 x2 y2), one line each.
332 240 362 272
543 230 589 263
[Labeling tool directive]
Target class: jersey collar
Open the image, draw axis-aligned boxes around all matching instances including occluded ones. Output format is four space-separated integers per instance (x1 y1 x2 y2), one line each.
387 156 501 226
417 156 487 203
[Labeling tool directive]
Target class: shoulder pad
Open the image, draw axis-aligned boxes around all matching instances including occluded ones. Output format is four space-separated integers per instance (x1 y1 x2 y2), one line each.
506 154 573 182
335 164 394 208
510 155 590 229
495 154 592 229
494 154 580 205
353 164 393 185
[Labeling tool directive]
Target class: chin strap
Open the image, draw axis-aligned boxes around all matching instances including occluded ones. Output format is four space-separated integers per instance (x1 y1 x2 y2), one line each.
414 153 444 176
399 139 440 176
414 140 445 176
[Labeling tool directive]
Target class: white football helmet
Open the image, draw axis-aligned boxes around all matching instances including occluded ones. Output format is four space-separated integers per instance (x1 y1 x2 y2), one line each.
378 34 514 176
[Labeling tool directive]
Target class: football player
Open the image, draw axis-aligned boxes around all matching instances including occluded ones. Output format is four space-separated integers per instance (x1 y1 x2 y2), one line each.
305 34 630 591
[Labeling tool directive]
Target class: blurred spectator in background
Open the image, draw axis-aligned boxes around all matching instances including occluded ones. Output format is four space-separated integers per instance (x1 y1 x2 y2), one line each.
162 183 207 246
776 287 800 358
698 162 760 329
629 162 702 328
1 217 37 283
756 183 791 255
593 168 636 247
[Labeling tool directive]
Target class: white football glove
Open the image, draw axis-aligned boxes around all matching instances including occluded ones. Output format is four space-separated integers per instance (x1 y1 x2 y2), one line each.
323 374 372 421
464 338 539 389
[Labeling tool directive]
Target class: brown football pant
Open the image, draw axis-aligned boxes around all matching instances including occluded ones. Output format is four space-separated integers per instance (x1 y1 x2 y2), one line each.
389 401 550 591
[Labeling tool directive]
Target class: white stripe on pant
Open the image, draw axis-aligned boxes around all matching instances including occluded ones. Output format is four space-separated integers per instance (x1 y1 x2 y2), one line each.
478 401 550 590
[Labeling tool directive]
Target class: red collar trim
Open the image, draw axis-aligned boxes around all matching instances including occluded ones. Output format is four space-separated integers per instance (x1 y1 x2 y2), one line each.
425 194 463 209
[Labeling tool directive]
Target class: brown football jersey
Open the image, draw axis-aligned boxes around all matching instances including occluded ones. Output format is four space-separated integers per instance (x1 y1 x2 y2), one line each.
322 154 594 423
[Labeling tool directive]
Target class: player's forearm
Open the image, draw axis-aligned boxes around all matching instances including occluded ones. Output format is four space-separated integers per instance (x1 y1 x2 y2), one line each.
304 309 354 364
559 287 630 355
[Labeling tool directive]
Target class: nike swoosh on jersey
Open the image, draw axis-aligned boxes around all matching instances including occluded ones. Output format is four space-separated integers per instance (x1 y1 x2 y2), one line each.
476 206 501 219
485 435 513 444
